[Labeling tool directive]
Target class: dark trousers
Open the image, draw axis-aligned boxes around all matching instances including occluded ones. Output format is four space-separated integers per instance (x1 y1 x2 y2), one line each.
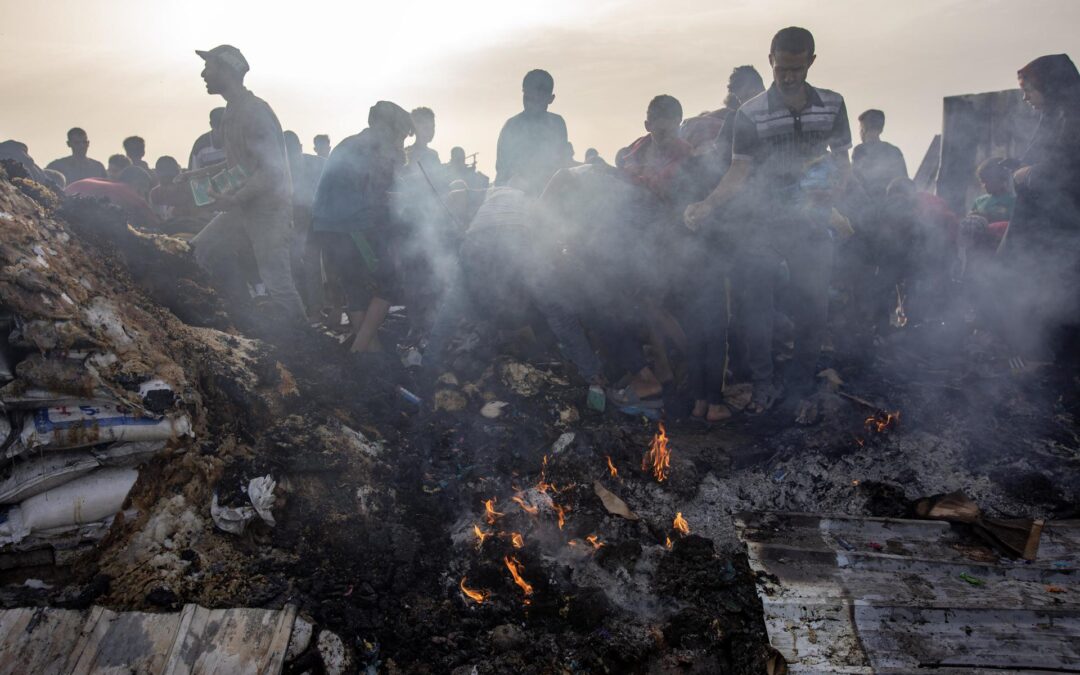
736 233 834 396
683 266 730 405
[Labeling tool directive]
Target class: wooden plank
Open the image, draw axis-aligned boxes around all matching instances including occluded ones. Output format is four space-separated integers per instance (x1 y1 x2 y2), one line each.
738 512 1080 673
67 606 183 674
0 607 86 673
163 605 296 675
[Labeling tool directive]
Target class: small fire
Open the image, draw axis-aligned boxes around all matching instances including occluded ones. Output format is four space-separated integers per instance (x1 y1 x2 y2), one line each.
586 534 604 550
553 502 567 530
473 524 489 549
852 479 861 487
459 577 488 604
642 423 671 482
484 498 504 525
864 410 900 434
665 536 673 550
673 512 690 536
512 495 539 515
606 455 618 477
504 556 534 599
511 532 524 549
891 284 908 328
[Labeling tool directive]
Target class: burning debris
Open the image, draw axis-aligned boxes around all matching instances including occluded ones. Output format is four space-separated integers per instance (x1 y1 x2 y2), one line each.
642 423 672 482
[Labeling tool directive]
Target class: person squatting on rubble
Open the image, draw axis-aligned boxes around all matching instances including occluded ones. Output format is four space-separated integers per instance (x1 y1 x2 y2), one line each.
685 26 853 424
495 69 569 192
986 53 1080 371
185 44 306 322
47 127 107 184
310 100 414 353
955 157 1015 282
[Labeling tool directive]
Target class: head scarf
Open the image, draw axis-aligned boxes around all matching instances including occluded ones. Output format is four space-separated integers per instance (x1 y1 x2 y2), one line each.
1018 54 1080 110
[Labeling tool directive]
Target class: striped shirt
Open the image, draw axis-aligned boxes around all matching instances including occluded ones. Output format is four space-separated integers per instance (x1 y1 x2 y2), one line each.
732 82 851 192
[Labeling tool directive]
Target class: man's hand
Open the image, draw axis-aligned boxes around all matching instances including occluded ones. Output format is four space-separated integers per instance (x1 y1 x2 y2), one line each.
1013 165 1033 188
207 187 237 211
684 200 712 232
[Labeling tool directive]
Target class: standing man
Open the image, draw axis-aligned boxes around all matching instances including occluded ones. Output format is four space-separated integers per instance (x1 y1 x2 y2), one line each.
313 134 332 159
685 26 853 424
494 69 568 193
123 136 153 174
47 128 106 184
188 44 305 321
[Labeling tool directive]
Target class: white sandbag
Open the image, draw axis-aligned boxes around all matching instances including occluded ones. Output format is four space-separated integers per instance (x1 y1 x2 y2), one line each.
0 467 138 545
0 385 114 409
0 451 100 504
11 401 191 456
13 510 138 553
94 440 168 466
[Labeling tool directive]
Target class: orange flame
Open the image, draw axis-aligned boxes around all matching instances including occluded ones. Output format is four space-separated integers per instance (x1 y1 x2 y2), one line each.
504 556 533 598
642 423 671 482
511 532 524 549
484 498 504 525
473 524 489 549
554 502 567 530
586 534 604 550
673 512 690 536
606 456 618 477
512 495 540 515
665 536 673 550
460 577 489 604
864 410 900 434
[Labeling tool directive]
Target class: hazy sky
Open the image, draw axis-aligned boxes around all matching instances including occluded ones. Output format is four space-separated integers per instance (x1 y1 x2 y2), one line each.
2 0 1078 176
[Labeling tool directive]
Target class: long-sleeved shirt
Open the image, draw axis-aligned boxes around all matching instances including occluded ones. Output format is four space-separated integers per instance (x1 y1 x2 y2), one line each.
221 88 292 212
311 128 402 235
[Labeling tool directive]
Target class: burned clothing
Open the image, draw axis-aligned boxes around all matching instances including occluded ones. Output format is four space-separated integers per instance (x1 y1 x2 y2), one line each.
46 155 106 184
221 88 292 212
852 140 908 198
494 110 568 189
732 83 852 195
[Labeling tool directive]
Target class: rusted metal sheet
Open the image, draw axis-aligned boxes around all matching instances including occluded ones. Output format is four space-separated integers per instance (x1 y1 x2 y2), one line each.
0 603 296 674
736 512 1080 673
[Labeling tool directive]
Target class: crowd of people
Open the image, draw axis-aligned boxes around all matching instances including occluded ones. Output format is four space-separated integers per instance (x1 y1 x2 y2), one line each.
3 27 1077 425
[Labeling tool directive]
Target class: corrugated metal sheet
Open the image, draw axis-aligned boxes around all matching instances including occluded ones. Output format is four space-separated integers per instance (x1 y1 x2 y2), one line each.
0 603 296 674
736 512 1080 674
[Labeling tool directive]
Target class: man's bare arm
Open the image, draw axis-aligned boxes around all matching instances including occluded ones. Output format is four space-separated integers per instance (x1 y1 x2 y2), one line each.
684 158 752 231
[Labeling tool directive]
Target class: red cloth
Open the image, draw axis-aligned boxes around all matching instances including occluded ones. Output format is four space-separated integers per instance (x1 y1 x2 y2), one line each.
66 178 159 229
987 220 1009 245
618 134 693 202
916 192 959 244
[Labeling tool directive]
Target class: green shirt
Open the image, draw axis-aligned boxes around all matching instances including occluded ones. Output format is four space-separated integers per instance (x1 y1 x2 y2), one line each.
971 193 1015 222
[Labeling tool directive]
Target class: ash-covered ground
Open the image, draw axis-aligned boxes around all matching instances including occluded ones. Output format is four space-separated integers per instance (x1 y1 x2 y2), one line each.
1 166 1077 674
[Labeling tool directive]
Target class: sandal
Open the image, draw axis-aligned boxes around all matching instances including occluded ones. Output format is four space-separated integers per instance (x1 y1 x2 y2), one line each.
609 386 665 409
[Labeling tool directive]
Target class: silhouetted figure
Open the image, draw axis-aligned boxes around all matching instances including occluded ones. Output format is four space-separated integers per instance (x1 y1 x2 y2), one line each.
0 140 51 185
852 109 907 199
405 107 442 178
188 107 227 170
187 44 305 321
123 136 153 174
445 146 489 189
313 134 331 159
106 154 132 179
681 65 765 151
47 128 106 184
494 69 568 193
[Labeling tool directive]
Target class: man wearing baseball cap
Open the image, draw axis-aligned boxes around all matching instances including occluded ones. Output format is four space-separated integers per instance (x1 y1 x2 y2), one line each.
188 44 305 321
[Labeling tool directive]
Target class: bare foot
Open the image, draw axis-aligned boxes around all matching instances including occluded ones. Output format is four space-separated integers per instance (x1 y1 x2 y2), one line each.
706 404 732 423
692 400 707 418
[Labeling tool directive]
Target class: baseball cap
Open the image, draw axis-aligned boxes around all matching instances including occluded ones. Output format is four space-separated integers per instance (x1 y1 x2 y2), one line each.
196 45 249 75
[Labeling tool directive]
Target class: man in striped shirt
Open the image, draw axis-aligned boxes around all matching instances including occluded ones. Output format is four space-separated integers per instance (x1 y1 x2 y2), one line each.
685 26 852 424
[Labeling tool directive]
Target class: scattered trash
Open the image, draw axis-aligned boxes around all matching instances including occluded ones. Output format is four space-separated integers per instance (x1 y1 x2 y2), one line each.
211 475 277 534
868 541 884 551
915 491 1044 560
835 536 855 551
816 368 844 390
551 432 575 455
586 385 606 412
617 405 661 420
12 402 191 456
480 401 508 419
593 481 639 520
396 386 422 407
958 572 985 586
23 578 51 590
434 389 468 412
248 475 277 527
401 348 423 368
558 406 579 425
500 361 566 397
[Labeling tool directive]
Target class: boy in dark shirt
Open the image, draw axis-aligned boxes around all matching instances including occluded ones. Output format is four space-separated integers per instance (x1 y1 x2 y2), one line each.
852 109 907 200
494 69 568 193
